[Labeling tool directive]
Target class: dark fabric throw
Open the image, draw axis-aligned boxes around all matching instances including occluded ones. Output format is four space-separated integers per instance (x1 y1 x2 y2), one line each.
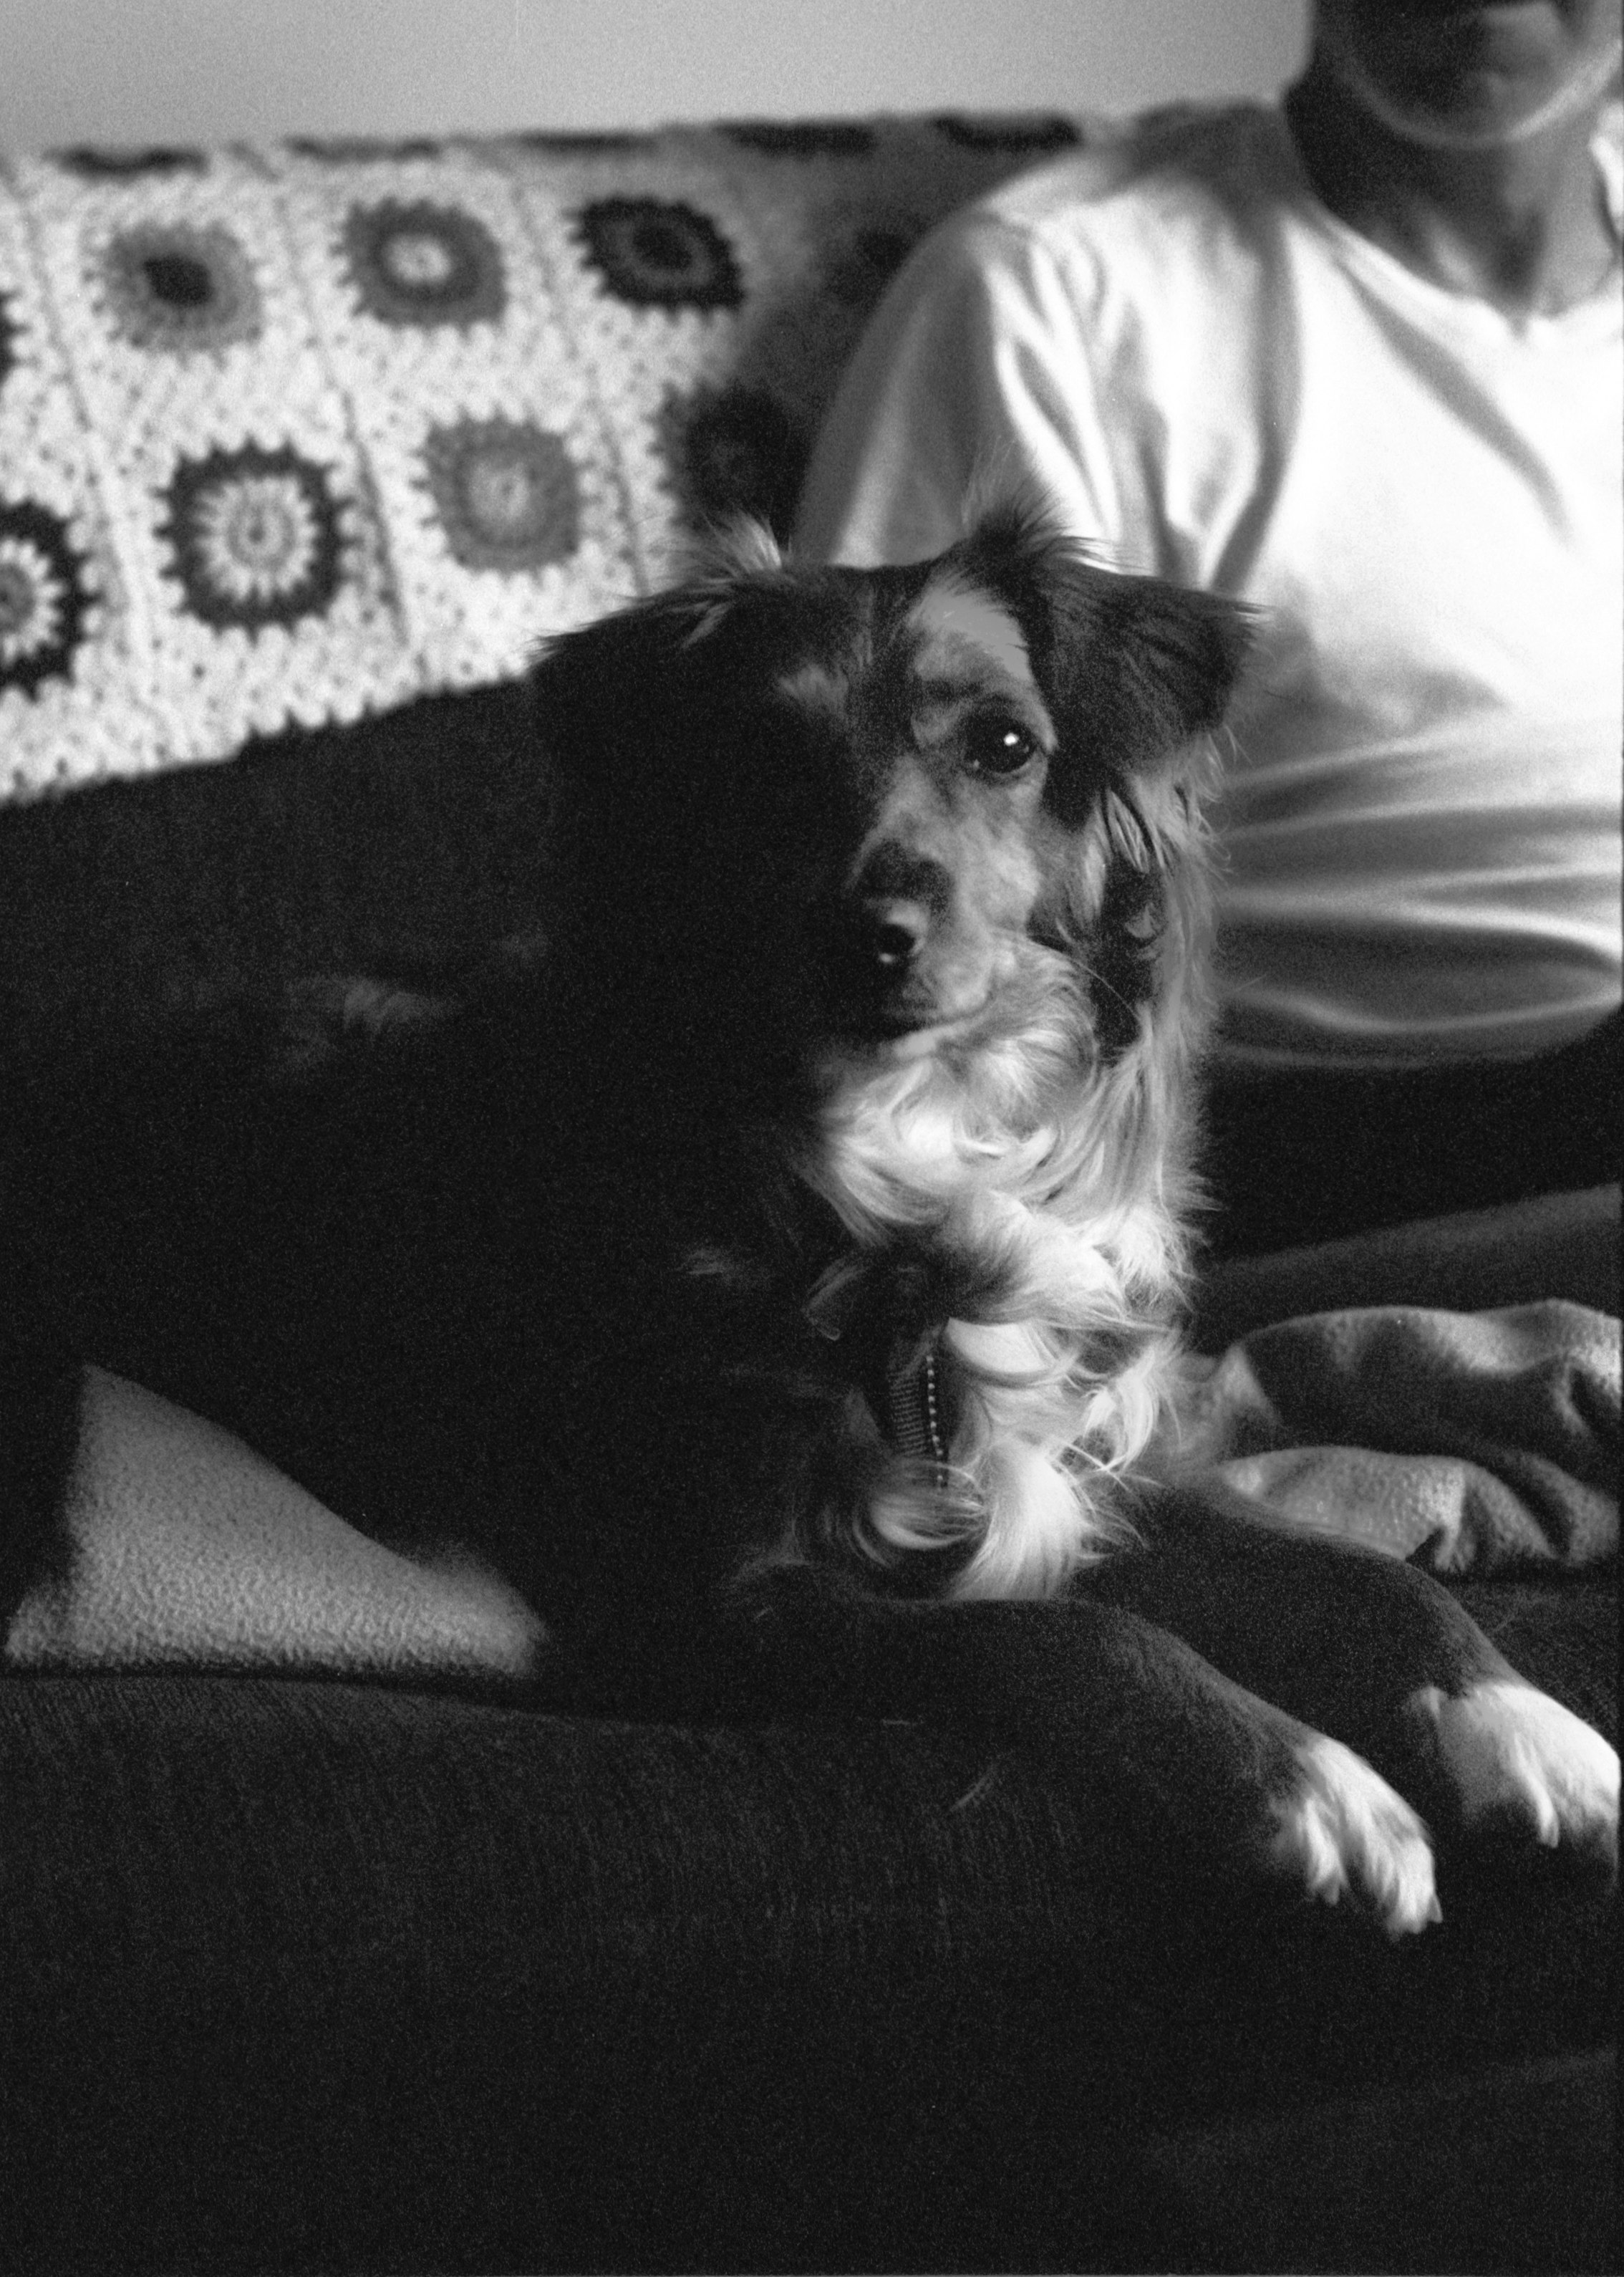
0 683 548 1073
1203 1014 1621 1256
0 1619 1613 2273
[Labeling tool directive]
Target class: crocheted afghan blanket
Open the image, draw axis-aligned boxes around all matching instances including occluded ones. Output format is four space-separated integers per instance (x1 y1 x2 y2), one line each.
0 115 1087 802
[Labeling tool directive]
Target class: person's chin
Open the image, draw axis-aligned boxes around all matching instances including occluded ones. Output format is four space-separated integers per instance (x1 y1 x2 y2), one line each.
1317 0 1621 151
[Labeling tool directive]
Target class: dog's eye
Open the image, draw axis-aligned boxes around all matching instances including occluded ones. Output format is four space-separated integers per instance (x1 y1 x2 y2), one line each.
963 717 1040 779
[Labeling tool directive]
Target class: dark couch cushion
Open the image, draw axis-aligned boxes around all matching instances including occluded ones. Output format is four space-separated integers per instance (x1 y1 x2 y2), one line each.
0 683 548 1072
0 1594 1613 2275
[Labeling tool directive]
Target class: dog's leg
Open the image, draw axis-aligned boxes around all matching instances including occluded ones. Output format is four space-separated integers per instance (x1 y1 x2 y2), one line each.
1091 1483 1619 1880
726 1570 1440 1936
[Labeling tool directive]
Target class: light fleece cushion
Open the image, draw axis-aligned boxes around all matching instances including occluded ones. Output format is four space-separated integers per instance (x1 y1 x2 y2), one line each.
4 1365 544 1680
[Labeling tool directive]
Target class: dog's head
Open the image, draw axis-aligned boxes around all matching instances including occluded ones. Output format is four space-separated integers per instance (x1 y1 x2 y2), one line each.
533 501 1249 1115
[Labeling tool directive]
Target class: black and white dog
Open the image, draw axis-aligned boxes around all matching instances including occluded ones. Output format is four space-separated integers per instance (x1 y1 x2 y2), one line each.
6 504 1615 1934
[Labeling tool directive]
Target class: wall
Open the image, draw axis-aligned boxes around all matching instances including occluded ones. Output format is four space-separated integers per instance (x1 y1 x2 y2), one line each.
0 0 1308 153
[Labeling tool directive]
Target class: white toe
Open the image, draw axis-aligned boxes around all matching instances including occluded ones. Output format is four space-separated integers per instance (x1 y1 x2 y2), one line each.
1273 1733 1440 1937
1405 1680 1620 1870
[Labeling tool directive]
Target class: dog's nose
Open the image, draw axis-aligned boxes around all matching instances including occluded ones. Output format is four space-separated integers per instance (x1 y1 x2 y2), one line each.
851 848 949 975
861 901 929 971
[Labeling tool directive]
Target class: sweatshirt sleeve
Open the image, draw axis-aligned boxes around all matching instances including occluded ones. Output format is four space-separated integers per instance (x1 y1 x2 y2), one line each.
792 209 1127 569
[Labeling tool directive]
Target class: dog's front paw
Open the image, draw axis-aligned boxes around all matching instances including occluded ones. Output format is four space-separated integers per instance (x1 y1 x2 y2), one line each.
1404 1680 1619 1877
1272 1733 1441 1938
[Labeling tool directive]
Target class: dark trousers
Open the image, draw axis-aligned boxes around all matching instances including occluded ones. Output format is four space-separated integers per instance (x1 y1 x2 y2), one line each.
1201 1011 1620 1258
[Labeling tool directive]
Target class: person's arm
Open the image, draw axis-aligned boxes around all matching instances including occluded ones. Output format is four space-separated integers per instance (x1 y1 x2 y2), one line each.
793 210 1128 569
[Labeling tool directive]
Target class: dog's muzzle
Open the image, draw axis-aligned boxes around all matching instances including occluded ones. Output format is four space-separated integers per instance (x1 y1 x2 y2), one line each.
838 846 967 1037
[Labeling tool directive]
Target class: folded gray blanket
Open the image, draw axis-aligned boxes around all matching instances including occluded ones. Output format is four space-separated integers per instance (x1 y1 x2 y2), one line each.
1179 1300 1618 1574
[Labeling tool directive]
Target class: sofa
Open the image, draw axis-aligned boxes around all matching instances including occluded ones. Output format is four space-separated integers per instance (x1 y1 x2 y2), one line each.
0 111 1615 2275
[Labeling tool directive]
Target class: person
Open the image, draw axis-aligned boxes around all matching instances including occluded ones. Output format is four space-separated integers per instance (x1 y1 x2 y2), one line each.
796 0 1623 1255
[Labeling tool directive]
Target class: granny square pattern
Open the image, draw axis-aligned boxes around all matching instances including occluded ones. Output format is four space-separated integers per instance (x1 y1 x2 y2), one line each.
0 115 1088 800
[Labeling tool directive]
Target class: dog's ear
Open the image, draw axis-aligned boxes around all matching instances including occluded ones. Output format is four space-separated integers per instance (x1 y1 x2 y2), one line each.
952 499 1252 822
528 519 796 767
